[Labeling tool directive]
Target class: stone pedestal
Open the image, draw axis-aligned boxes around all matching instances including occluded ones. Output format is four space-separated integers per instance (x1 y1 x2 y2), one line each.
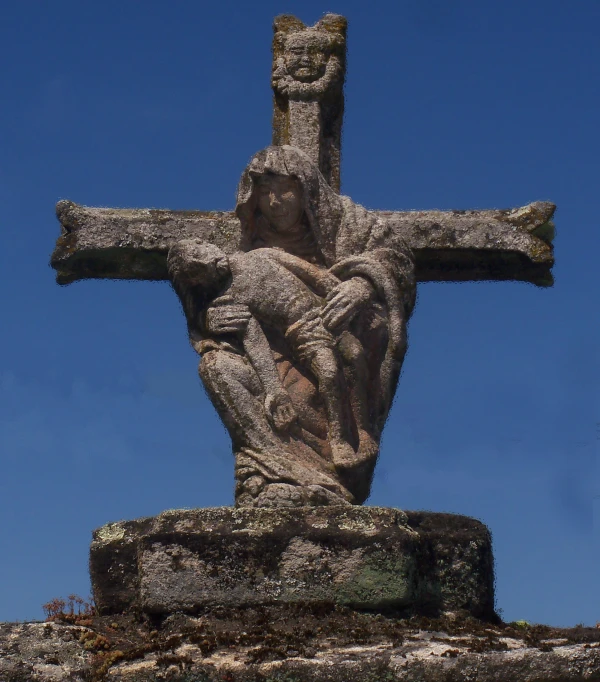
12 506 597 681
90 506 496 621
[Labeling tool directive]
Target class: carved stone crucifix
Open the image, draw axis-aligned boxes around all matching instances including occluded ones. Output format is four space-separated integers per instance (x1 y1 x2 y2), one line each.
50 14 555 508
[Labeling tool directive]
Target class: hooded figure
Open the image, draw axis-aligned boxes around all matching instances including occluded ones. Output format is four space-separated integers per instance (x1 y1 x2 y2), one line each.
169 146 416 508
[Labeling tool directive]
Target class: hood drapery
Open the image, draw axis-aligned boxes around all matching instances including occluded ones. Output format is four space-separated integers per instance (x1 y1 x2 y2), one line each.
236 145 351 266
235 145 416 314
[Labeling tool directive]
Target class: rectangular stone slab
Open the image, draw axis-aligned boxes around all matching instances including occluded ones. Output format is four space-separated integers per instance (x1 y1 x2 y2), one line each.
90 507 496 620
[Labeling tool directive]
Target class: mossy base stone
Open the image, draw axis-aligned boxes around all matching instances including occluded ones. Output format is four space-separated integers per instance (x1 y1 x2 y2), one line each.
90 507 496 619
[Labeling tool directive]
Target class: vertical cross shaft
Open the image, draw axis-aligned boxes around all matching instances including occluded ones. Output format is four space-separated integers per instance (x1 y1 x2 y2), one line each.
271 14 347 192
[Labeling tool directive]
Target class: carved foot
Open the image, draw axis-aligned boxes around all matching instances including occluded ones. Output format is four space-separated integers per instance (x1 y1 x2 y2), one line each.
236 482 353 508
329 431 379 505
304 484 352 506
357 429 379 463
330 431 378 473
253 483 306 507
329 439 357 471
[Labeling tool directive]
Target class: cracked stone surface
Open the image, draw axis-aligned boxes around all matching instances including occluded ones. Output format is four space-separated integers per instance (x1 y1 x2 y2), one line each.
2 615 598 681
0 622 92 682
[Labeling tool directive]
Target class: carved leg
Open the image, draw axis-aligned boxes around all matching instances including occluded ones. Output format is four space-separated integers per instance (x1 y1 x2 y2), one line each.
307 346 357 470
199 350 279 454
337 331 379 464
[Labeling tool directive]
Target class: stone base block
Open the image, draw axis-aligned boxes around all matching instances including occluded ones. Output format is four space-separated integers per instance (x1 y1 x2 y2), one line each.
90 507 496 620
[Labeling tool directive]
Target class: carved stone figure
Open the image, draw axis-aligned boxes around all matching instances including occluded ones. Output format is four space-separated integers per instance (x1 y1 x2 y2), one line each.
168 146 416 508
271 14 346 191
271 15 344 100
50 13 555 511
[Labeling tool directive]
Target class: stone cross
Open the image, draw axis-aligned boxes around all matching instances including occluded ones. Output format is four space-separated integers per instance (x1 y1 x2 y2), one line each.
50 14 555 508
51 14 554 288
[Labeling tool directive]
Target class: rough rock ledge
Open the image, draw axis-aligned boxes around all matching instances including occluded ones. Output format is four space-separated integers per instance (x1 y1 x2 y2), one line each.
2 609 599 682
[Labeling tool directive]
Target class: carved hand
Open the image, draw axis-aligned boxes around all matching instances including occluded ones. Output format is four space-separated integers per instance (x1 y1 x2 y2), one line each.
205 298 252 335
322 277 374 331
265 391 298 432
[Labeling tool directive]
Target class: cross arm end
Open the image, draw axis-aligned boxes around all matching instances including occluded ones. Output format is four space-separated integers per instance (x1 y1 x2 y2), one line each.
50 201 241 285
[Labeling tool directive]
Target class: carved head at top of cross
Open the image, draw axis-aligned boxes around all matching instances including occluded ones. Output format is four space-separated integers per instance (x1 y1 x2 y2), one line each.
271 14 346 115
282 31 331 83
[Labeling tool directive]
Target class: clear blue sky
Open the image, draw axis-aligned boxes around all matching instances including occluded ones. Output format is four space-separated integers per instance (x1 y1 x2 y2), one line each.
1 0 598 626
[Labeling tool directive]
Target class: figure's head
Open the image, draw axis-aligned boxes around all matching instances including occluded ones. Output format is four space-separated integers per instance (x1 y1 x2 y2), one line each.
272 14 346 89
236 146 340 265
283 30 330 83
254 173 303 234
168 240 230 289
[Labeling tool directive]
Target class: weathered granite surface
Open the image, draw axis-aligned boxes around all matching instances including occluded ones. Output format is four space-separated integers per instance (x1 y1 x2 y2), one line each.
2 616 599 681
51 198 555 286
49 12 556 508
0 622 92 681
90 507 496 621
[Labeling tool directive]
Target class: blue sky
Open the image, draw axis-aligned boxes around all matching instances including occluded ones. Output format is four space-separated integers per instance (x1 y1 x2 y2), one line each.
1 0 598 626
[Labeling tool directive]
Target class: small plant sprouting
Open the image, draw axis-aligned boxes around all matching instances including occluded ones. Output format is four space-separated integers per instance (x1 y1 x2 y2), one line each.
512 620 531 630
42 594 96 623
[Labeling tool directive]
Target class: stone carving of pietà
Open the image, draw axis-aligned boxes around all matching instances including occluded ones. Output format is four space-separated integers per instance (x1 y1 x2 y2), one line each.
168 146 416 508
50 14 555 511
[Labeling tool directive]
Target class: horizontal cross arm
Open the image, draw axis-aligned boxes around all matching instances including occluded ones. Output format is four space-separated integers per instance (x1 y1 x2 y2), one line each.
380 201 555 287
51 199 554 287
50 200 241 285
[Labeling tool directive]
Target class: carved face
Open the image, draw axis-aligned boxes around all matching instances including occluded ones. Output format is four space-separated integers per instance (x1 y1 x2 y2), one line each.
187 243 230 286
284 32 329 83
256 174 303 233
